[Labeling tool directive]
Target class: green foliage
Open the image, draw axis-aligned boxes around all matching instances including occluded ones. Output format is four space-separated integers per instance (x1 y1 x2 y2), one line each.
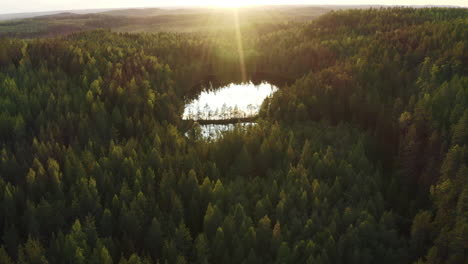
0 7 466 264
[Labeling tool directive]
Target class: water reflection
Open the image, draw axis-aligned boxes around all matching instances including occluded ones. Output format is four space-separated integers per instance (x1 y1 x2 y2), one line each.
187 123 255 140
183 82 278 120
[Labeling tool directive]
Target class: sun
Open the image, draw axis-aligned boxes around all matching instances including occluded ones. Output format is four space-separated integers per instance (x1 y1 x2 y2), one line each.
216 3 244 7
204 0 253 8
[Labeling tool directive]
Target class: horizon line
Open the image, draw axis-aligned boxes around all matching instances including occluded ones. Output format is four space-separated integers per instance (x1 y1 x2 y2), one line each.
1 4 465 16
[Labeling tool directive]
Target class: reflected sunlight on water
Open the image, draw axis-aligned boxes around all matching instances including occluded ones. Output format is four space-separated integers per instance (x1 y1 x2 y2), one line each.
183 82 277 120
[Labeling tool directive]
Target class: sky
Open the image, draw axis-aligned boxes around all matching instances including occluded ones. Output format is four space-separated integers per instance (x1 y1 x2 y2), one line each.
1 0 467 14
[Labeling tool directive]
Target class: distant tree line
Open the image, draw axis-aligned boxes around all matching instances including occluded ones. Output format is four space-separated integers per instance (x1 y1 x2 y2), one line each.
184 103 260 120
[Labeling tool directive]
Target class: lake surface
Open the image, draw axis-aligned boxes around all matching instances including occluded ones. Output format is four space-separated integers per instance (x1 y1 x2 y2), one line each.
183 82 278 120
188 123 256 139
183 82 277 139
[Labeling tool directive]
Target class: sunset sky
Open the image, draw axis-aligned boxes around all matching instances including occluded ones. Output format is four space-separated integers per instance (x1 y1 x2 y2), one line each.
2 0 467 14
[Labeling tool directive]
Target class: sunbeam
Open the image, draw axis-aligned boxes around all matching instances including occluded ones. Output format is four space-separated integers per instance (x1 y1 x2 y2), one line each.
233 8 247 82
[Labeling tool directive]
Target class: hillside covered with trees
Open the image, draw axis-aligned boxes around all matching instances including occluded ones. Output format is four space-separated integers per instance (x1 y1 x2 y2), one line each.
0 6 335 38
0 7 466 264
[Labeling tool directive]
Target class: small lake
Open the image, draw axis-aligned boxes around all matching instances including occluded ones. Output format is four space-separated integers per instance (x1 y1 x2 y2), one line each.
183 81 278 139
183 82 278 120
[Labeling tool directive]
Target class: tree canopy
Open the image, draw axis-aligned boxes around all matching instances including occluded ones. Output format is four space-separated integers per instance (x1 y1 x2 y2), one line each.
0 7 466 264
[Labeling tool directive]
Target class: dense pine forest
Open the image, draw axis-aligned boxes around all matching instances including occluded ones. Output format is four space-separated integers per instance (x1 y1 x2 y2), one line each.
0 7 466 264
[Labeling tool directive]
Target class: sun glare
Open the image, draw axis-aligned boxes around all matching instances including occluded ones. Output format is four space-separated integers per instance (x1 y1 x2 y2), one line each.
203 0 253 8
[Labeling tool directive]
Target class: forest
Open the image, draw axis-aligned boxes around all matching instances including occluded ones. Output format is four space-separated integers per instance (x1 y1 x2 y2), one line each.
0 6 335 38
0 6 466 264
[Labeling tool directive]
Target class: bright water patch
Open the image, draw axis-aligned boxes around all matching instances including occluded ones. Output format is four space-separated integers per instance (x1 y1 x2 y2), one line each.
183 82 278 120
186 123 256 140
